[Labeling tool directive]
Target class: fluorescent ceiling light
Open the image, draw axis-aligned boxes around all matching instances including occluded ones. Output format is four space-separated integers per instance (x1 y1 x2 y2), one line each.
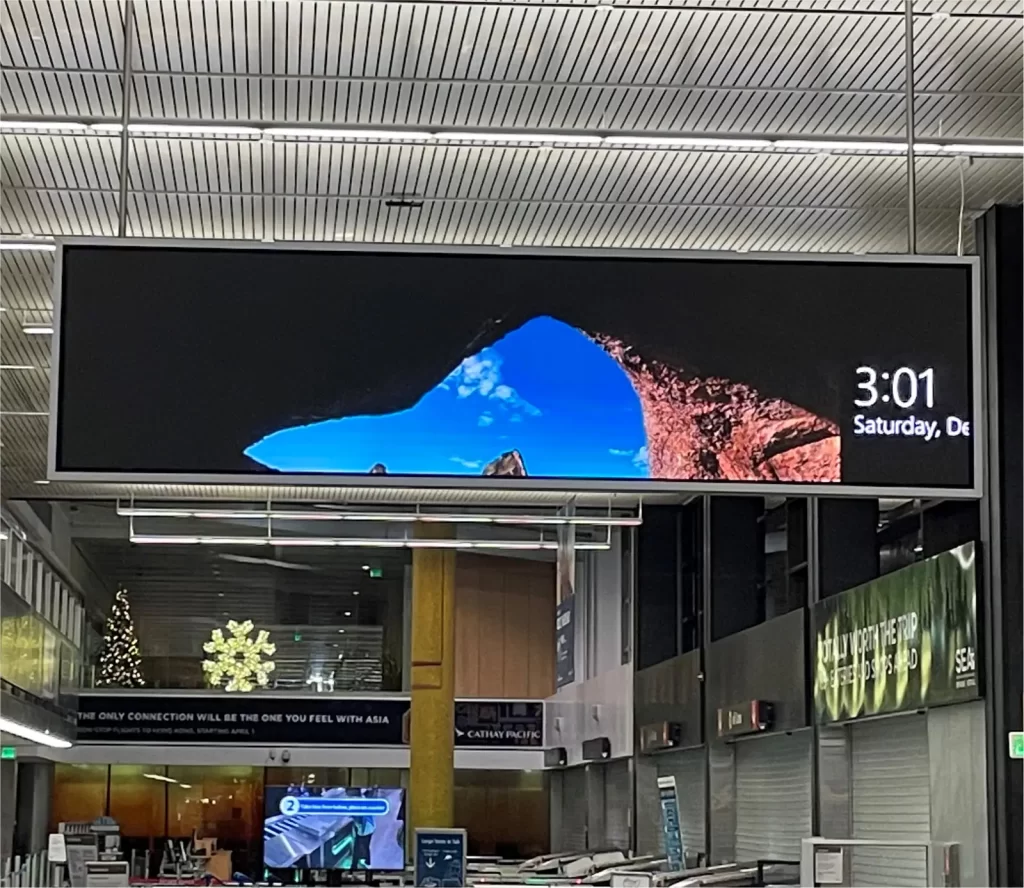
775 139 907 153
604 135 771 149
442 131 604 144
0 241 56 252
943 143 1024 156
21 323 54 335
0 716 72 749
143 773 178 784
0 410 49 417
4 119 1021 158
131 534 610 551
0 364 36 370
0 120 87 131
267 127 433 141
92 122 261 137
117 504 640 527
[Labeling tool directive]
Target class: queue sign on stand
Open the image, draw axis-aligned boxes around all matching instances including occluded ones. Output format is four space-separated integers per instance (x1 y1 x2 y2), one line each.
414 828 467 888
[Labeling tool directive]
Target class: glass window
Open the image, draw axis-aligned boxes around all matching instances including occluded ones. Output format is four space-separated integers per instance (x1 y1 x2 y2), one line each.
109 765 168 838
51 764 108 831
2 533 12 588
11 537 24 597
35 557 45 612
166 766 263 846
44 572 54 625
265 767 352 788
73 601 83 648
0 523 8 586
40 627 58 700
57 583 67 636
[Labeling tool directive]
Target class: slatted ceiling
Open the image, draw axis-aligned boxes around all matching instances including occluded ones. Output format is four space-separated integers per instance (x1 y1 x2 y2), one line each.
1 0 1021 499
4 141 1021 220
1 2 1020 137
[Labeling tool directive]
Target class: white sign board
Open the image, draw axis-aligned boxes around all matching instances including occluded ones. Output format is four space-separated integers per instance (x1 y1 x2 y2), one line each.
84 860 130 888
47 833 67 864
814 849 845 885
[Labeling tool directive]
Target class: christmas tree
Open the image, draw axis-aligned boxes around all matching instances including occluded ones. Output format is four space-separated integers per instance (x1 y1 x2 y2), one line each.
97 587 145 687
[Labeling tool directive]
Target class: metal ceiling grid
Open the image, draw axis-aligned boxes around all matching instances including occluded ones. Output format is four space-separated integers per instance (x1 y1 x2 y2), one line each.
0 0 1021 501
1 1 1021 137
4 136 1020 239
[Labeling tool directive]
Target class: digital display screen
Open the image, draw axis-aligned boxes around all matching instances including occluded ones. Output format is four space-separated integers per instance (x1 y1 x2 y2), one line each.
263 785 405 871
54 244 977 493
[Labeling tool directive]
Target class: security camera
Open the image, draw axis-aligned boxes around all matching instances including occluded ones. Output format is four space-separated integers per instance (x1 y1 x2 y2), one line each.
281 749 291 763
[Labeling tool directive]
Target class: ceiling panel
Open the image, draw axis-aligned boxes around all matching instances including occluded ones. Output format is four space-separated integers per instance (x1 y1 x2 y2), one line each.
0 0 1020 501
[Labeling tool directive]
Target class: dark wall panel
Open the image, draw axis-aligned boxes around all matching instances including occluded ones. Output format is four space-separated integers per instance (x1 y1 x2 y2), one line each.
819 498 879 598
705 609 807 734
636 506 680 670
634 649 703 750
978 204 1023 888
709 497 761 640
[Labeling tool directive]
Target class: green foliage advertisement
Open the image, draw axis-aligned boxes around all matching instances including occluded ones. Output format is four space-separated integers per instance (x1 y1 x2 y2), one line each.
814 542 978 724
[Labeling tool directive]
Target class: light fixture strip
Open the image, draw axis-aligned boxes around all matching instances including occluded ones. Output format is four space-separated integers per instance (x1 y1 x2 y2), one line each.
0 120 1019 157
116 504 640 527
0 716 73 749
129 533 611 551
142 773 179 784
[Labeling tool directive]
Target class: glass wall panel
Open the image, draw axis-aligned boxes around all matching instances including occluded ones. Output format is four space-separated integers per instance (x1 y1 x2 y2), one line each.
70 504 410 693
165 766 263 845
0 588 49 698
50 764 108 830
0 522 9 586
265 767 352 788
109 765 168 838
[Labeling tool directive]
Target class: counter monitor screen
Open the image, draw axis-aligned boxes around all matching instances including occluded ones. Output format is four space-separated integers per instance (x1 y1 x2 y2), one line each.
262 785 405 872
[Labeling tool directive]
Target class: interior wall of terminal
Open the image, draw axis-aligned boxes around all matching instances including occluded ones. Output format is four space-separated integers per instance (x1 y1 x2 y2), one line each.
0 494 988 881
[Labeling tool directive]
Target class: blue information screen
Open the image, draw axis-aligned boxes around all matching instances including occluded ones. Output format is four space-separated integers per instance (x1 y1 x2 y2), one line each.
658 777 685 871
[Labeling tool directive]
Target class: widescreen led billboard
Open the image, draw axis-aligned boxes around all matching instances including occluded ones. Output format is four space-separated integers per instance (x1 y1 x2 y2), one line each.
51 242 979 495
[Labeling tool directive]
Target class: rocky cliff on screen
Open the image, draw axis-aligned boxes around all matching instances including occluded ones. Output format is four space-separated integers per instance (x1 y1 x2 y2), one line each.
596 334 841 482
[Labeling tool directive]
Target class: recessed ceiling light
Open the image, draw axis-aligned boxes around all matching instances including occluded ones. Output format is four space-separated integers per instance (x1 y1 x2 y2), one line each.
352 590 360 596
361 564 370 570
338 629 346 634
344 611 352 617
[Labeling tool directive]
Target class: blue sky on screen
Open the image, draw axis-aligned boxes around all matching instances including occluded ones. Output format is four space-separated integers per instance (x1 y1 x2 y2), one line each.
244 315 650 478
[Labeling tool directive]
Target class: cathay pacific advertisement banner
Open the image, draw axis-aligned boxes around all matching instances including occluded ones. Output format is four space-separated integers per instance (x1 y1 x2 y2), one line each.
78 694 543 747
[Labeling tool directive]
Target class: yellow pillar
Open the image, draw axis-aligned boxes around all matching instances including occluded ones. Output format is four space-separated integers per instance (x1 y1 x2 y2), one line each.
408 524 456 830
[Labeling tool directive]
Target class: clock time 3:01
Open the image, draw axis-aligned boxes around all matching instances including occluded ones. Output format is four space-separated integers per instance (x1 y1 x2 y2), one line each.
853 366 971 442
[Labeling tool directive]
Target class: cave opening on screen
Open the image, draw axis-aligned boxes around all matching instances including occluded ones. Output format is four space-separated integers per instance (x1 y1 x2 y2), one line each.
243 314 841 483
